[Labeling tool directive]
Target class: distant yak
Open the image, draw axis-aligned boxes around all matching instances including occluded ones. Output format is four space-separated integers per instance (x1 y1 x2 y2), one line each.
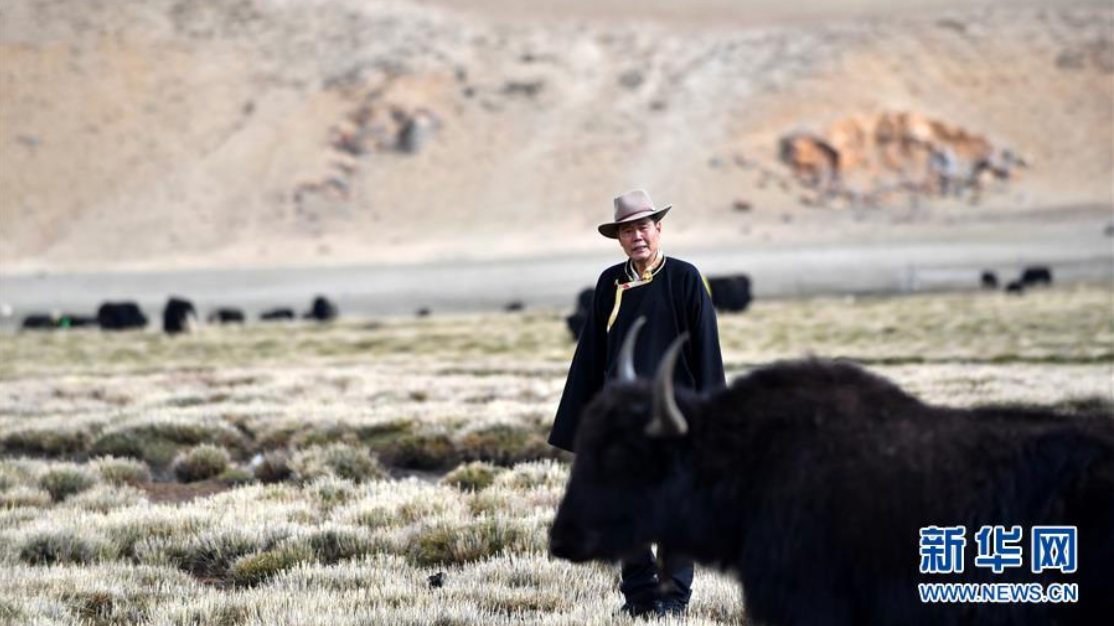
97 302 148 331
260 308 296 322
565 287 594 340
20 313 57 331
1020 266 1053 288
163 297 197 334
551 316 1113 625
707 274 752 313
22 313 99 330
304 296 338 322
208 308 246 324
63 314 98 328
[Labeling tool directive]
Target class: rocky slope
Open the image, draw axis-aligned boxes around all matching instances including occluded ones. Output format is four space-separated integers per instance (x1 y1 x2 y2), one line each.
1 0 1110 272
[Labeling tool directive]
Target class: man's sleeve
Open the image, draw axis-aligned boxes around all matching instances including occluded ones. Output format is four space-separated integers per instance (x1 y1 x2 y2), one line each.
548 273 610 452
686 267 727 392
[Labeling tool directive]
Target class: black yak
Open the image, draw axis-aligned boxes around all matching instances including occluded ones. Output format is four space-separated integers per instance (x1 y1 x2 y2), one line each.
97 302 148 330
980 270 999 290
565 287 594 340
304 296 338 322
208 308 246 324
20 313 57 330
1020 266 1053 288
22 313 97 330
163 297 197 334
550 318 1114 625
61 314 98 328
707 274 753 313
260 307 296 322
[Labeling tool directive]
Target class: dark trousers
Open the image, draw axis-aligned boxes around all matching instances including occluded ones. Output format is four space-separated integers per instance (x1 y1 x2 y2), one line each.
619 544 694 606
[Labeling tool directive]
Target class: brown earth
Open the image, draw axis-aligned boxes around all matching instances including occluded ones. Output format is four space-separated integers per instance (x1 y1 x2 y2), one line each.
138 479 231 504
0 0 1111 273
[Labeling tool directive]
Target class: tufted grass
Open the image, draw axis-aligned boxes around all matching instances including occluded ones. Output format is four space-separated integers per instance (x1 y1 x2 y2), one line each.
0 285 1108 623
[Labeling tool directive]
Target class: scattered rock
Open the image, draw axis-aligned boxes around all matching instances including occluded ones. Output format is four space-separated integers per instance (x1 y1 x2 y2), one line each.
397 109 440 154
502 79 545 98
618 69 644 89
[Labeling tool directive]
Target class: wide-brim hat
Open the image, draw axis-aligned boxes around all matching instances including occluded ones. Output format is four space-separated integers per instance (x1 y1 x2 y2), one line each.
598 189 672 239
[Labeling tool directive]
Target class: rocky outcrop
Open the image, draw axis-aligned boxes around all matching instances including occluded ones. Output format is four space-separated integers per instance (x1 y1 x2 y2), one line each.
779 111 1026 207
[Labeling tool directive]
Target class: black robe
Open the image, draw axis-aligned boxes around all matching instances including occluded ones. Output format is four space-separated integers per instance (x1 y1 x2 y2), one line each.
548 255 727 452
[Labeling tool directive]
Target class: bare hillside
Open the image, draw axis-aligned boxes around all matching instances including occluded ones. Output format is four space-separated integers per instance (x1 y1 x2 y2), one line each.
1 0 1110 272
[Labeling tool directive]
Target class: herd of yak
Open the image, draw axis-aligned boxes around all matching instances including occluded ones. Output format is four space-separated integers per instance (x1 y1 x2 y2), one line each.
17 265 1050 337
19 295 339 333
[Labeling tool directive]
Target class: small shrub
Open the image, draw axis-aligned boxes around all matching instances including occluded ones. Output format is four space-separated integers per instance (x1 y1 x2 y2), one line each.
92 456 151 486
407 516 542 567
61 589 129 624
216 466 255 485
91 422 243 468
1 486 52 509
160 531 266 579
19 530 109 565
1 427 91 456
164 603 251 626
291 443 385 483
492 460 569 491
39 466 98 502
90 431 176 468
355 419 415 447
441 461 504 491
350 505 397 530
457 424 553 466
0 597 21 621
307 476 358 513
228 544 312 587
305 527 375 564
379 431 458 470
66 484 146 512
252 452 293 483
172 445 231 483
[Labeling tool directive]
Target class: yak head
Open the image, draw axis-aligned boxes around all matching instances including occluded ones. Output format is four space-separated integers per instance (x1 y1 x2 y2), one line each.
550 316 697 563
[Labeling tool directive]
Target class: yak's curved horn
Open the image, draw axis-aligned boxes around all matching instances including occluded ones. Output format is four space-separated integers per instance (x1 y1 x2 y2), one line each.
646 332 690 438
617 316 647 382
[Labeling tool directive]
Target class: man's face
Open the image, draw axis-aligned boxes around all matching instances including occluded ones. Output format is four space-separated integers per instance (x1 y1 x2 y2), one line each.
618 218 662 264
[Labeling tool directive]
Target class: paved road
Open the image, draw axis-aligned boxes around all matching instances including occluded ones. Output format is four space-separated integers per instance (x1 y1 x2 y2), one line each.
1 216 1110 330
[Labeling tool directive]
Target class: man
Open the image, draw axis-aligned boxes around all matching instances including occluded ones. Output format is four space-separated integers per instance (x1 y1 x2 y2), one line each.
548 188 727 617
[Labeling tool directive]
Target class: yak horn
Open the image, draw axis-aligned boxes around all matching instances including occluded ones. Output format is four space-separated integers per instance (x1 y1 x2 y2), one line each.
646 332 690 438
617 316 647 382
